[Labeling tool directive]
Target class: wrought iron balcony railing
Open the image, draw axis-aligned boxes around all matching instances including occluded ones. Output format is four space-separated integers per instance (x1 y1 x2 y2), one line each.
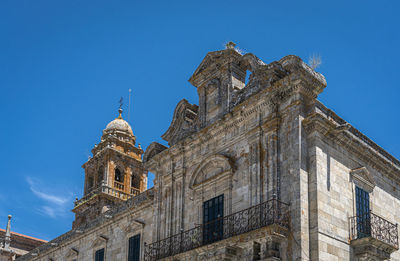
144 199 290 261
349 211 398 249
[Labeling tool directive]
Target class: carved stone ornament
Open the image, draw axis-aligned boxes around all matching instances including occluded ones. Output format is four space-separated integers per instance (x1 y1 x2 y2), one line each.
189 154 235 189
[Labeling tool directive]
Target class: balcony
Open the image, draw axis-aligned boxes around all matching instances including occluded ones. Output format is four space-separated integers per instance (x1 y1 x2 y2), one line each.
144 199 290 261
74 183 132 208
349 212 398 259
131 187 140 196
114 180 125 191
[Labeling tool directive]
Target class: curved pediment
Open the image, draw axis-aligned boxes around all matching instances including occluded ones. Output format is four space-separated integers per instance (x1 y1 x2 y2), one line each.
161 99 198 146
143 142 168 163
189 154 235 189
240 53 266 72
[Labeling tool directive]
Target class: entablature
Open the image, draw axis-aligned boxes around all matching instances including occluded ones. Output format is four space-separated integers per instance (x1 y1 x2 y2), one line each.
303 101 400 183
83 147 143 169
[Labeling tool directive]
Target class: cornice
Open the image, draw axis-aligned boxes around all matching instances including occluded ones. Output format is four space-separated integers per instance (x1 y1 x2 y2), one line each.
83 147 142 169
145 81 300 171
303 105 400 183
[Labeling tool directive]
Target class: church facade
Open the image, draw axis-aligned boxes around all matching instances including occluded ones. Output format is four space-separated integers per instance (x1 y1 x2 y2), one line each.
18 45 400 261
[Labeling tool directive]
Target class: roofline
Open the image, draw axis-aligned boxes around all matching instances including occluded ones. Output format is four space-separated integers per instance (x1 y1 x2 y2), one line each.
0 228 47 243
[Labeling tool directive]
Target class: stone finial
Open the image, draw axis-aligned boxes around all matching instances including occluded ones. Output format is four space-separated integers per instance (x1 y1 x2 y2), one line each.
4 215 11 250
225 41 236 50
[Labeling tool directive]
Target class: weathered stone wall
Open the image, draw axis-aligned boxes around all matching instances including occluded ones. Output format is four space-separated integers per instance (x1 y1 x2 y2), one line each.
17 191 154 261
304 102 400 261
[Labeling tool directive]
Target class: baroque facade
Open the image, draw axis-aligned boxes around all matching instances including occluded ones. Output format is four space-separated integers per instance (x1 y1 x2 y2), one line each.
18 44 400 261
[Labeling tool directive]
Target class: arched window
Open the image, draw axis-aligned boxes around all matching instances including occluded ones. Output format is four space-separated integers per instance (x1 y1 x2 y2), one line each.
115 168 123 182
87 176 94 190
97 167 104 185
131 175 140 189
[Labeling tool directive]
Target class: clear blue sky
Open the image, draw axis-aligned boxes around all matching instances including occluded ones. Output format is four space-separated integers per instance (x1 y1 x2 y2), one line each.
0 0 399 241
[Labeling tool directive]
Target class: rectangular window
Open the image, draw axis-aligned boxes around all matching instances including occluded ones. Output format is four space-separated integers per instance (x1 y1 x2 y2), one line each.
95 248 105 261
355 186 370 237
128 234 141 261
203 194 224 244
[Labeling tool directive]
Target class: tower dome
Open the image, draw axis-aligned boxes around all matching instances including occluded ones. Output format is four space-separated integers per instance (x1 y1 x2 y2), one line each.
103 108 134 136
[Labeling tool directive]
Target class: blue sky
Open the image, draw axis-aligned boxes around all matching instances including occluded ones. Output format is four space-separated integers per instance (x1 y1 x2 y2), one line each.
0 0 399 241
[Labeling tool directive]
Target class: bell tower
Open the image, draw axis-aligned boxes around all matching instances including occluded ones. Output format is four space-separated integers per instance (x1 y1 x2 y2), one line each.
72 108 146 229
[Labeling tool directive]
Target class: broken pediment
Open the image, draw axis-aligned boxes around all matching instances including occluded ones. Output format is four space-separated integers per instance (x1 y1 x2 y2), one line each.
230 59 287 108
143 142 168 163
189 154 235 189
350 167 376 192
189 48 244 89
240 53 266 72
161 99 198 146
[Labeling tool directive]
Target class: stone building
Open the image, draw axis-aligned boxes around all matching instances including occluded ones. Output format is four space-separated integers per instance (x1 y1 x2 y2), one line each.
18 44 400 261
0 215 46 260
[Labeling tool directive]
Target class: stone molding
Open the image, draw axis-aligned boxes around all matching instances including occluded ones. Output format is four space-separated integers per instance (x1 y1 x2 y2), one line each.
189 49 243 88
350 167 376 193
145 78 321 170
91 235 108 249
303 102 400 183
64 248 78 259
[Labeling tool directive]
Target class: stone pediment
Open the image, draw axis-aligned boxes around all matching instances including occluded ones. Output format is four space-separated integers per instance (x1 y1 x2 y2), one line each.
65 248 79 259
143 142 168 163
161 99 198 146
189 49 243 88
350 167 376 192
91 235 108 248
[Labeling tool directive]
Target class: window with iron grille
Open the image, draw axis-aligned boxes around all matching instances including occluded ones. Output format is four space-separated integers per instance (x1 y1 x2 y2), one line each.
355 186 370 237
203 194 224 244
95 248 104 261
128 234 140 261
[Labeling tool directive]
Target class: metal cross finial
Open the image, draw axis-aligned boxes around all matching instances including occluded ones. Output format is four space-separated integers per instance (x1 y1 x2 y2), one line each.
118 97 124 119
